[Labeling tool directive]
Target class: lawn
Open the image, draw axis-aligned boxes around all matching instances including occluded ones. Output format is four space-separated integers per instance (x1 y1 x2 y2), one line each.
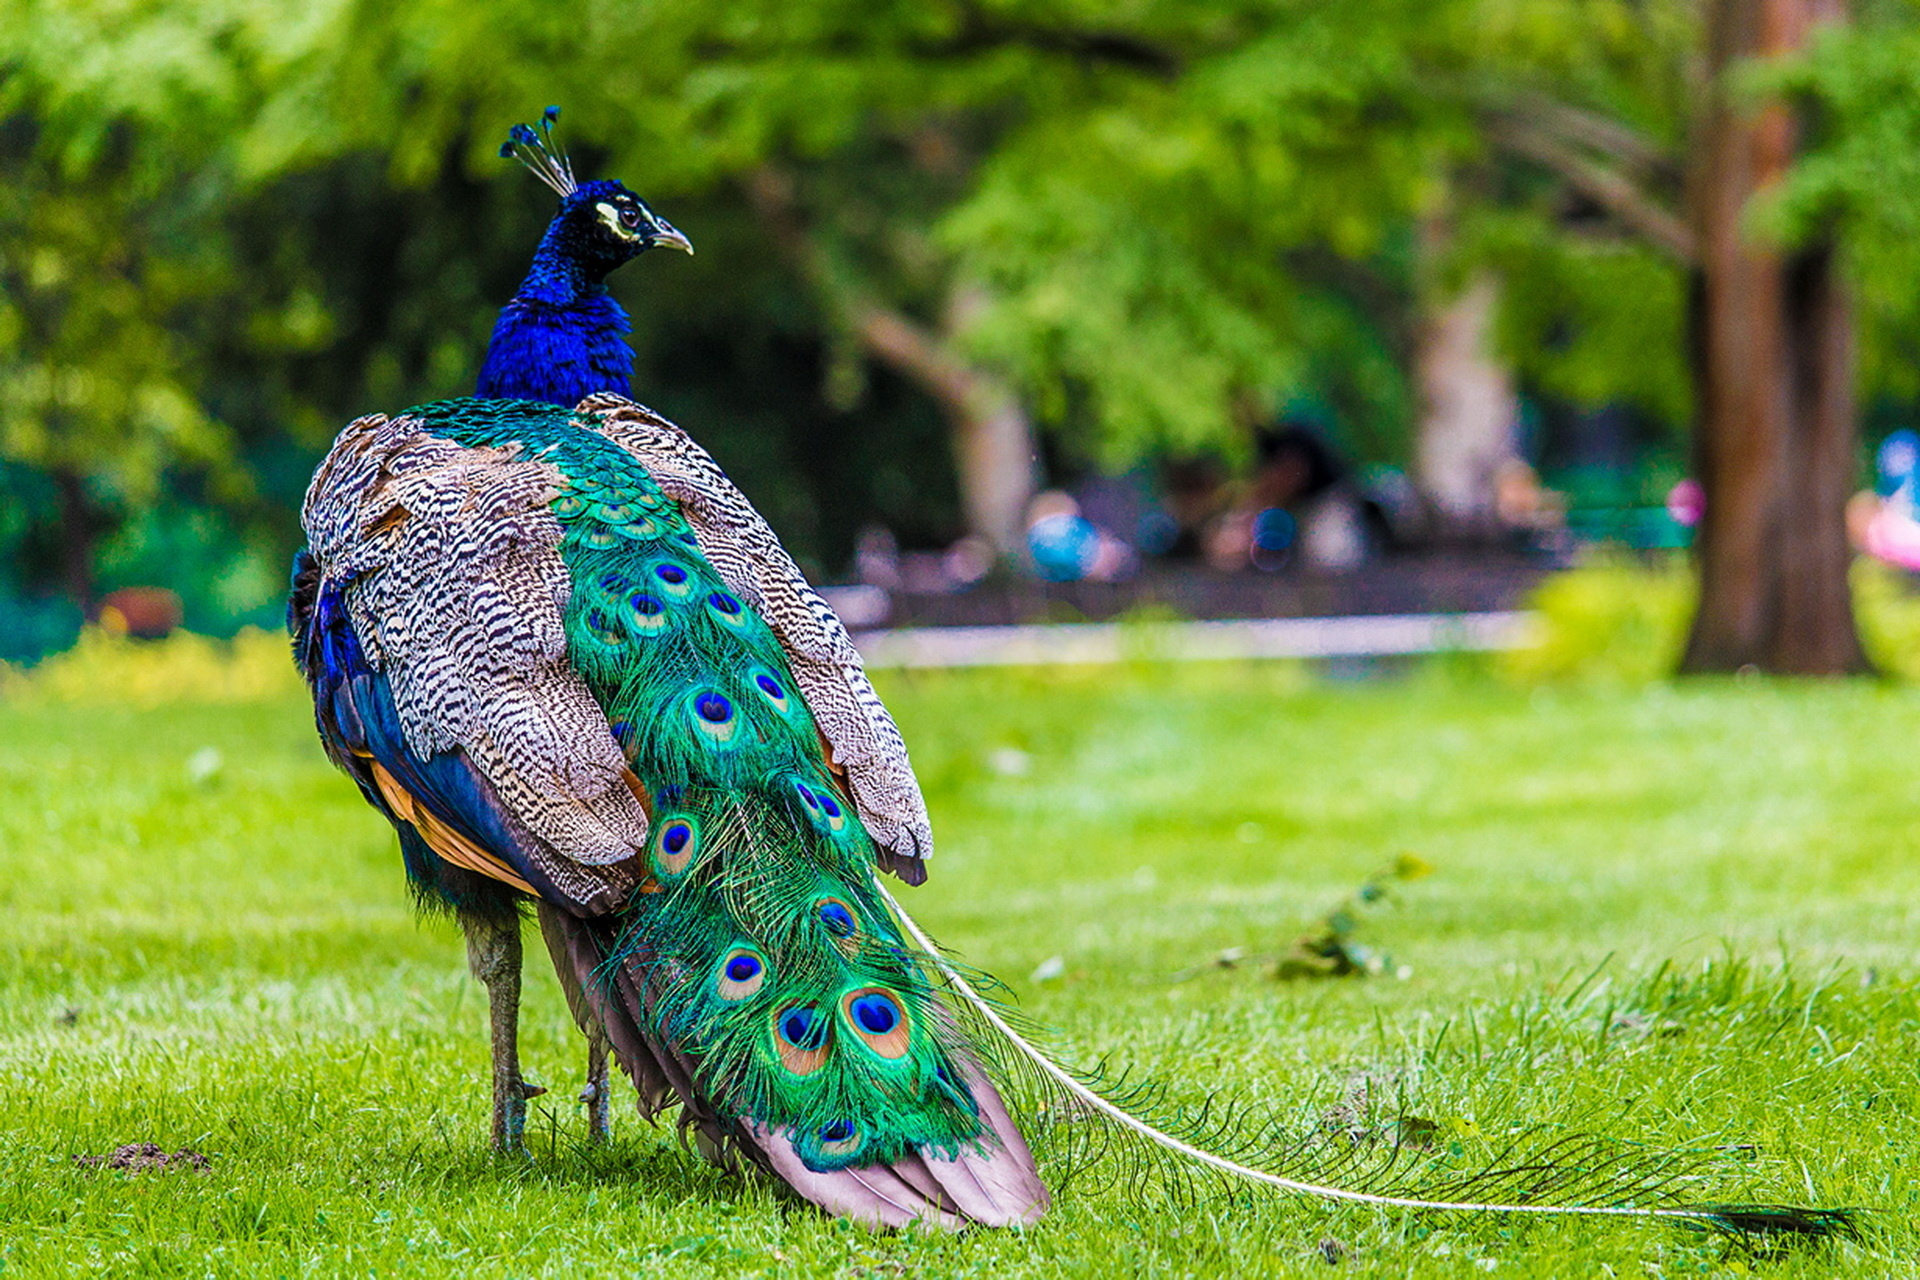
2 662 1917 1277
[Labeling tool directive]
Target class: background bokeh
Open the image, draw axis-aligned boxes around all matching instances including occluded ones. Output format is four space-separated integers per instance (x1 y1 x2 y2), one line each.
5 0 1920 661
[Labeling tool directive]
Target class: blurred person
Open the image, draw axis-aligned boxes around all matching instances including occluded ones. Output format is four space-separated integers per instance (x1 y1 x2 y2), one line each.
1666 478 1705 530
1206 424 1373 573
1025 491 1137 583
1492 459 1570 556
1156 456 1233 560
1851 430 1920 571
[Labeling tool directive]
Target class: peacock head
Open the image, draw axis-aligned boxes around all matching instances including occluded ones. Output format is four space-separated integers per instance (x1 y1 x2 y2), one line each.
501 107 693 278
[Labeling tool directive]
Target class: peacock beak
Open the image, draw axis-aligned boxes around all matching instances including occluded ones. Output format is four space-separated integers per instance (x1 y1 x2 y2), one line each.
650 221 694 255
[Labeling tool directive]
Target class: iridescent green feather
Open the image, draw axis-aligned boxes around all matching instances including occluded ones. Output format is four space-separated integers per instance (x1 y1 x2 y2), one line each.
413 399 982 1170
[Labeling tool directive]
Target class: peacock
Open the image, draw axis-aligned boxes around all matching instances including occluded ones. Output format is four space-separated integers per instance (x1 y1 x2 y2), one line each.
287 109 1856 1236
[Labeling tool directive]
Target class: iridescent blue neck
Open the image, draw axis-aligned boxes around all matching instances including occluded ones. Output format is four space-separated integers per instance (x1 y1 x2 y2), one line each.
515 225 602 304
474 232 635 407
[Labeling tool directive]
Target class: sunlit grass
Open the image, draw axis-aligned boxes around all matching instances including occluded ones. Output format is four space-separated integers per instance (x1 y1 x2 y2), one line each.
2 666 1917 1276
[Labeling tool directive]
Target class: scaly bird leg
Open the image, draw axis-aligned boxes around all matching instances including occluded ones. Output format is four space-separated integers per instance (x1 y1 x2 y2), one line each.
580 1020 612 1142
462 910 547 1152
536 900 616 1142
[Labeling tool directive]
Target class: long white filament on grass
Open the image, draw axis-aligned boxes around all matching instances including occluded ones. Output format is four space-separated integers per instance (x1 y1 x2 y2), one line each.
880 887 1726 1225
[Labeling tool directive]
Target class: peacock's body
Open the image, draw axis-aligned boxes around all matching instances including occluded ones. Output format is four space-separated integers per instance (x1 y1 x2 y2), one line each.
294 388 1040 1223
285 109 1854 1239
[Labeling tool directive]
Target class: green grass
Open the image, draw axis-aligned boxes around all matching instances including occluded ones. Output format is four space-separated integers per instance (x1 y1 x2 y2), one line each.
3 664 1919 1276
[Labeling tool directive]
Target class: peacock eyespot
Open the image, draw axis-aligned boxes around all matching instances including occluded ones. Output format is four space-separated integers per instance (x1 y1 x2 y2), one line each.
595 502 637 523
841 987 912 1059
796 779 848 832
655 563 688 585
818 899 856 937
707 591 742 615
696 693 733 723
553 494 587 518
850 992 900 1035
716 946 766 1000
756 673 784 699
778 1005 826 1050
627 591 670 636
581 526 621 551
805 1117 863 1166
585 609 624 645
653 819 696 874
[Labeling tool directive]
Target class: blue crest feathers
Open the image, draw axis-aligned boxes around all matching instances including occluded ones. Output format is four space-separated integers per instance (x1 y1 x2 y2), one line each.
499 105 577 198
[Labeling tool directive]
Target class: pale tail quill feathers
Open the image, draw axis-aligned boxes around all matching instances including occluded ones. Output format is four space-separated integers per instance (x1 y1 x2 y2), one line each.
880 889 1859 1242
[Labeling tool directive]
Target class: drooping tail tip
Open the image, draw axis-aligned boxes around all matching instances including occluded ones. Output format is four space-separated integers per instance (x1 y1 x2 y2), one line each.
1686 1203 1863 1243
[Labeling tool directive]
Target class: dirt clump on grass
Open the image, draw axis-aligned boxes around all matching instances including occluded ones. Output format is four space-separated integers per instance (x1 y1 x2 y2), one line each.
73 1143 211 1173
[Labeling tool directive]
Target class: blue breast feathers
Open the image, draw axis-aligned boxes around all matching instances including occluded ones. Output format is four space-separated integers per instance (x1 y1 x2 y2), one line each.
475 292 634 407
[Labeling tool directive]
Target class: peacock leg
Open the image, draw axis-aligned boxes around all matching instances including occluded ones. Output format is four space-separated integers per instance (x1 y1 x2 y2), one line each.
535 901 615 1142
580 1020 612 1142
462 910 547 1152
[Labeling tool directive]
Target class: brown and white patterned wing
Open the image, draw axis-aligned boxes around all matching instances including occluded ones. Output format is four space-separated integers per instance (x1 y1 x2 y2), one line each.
578 394 934 885
301 411 650 909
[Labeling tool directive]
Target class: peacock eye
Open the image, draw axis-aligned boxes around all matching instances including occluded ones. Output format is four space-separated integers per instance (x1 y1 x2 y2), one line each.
619 206 642 229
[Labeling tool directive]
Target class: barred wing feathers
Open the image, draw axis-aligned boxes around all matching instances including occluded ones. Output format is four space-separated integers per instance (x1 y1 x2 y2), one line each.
297 410 651 910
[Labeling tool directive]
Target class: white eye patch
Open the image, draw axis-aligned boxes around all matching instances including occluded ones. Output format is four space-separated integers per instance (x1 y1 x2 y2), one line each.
595 201 642 241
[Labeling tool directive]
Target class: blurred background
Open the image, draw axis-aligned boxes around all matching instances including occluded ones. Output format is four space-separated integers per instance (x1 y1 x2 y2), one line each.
5 0 1920 675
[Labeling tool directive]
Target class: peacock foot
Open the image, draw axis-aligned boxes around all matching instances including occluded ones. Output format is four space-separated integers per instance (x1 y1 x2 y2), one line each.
580 1028 611 1142
493 1076 549 1154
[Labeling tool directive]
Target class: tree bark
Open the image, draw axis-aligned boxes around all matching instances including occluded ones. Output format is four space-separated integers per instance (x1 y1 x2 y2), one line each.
53 467 96 616
844 299 1037 558
1414 273 1522 533
1680 0 1869 674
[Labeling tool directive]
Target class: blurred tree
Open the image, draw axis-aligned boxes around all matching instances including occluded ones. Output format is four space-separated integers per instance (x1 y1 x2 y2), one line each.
2 0 1916 658
0 126 247 610
1680 0 1867 674
1446 0 1877 673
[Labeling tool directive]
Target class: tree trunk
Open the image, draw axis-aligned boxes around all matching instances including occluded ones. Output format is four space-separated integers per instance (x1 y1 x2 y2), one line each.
743 168 1038 559
1414 274 1522 535
1680 0 1869 675
53 467 96 616
849 303 1037 559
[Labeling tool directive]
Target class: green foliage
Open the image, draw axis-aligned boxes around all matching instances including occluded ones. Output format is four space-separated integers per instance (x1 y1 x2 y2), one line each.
1468 209 1692 428
1761 11 1920 405
0 625 298 706
1503 556 1920 684
1498 556 1694 684
3 670 1916 1272
6 0 1920 639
